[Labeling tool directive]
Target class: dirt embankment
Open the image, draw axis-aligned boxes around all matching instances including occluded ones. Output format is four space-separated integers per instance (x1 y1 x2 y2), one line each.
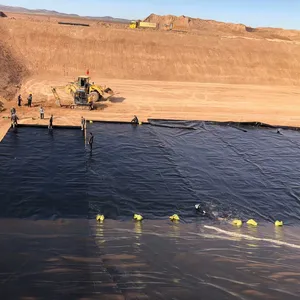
0 24 28 100
1 12 300 102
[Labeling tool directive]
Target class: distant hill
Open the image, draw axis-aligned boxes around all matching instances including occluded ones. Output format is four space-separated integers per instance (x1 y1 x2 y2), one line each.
0 4 131 23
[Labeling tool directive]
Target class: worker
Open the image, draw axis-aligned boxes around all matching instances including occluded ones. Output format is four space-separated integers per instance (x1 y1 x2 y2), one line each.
81 116 85 130
195 204 215 220
131 115 139 124
40 106 44 119
17 94 22 107
48 114 53 129
85 82 89 93
88 132 94 151
10 107 16 116
195 203 229 221
89 101 94 111
11 113 19 128
27 94 32 107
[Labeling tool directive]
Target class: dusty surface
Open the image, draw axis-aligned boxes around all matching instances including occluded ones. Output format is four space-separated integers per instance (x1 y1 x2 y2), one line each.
1 75 300 142
2 12 300 86
1 12 300 141
0 23 28 99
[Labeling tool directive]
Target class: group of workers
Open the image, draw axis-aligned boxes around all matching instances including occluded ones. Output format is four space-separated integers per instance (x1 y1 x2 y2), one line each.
12 94 139 151
13 93 54 129
18 94 33 107
10 106 53 129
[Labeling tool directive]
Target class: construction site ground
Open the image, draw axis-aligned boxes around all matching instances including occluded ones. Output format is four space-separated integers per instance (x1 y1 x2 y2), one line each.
1 75 300 142
1 12 300 141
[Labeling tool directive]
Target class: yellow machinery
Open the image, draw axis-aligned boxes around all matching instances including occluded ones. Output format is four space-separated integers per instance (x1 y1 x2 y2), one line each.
65 76 114 106
51 87 62 107
129 20 157 29
129 21 138 29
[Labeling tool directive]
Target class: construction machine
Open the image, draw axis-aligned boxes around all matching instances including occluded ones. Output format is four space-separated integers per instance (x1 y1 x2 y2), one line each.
51 87 62 107
129 21 138 29
65 76 114 106
129 20 157 29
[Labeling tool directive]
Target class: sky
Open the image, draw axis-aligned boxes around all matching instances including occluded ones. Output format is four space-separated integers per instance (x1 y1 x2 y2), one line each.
1 0 300 29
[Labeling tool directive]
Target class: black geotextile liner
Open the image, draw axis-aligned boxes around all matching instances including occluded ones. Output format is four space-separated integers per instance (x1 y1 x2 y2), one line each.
1 120 300 223
0 219 121 300
2 219 300 300
149 119 300 131
2 120 300 300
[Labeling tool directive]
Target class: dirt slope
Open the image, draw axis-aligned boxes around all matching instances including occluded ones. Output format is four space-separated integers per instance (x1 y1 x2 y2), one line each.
1 12 300 102
0 25 27 100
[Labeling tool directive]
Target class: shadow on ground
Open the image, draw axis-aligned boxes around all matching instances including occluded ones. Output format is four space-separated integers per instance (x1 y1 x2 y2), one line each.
95 103 109 110
109 97 126 103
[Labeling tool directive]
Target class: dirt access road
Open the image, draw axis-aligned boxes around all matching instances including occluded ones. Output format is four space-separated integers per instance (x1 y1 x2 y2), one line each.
18 75 300 125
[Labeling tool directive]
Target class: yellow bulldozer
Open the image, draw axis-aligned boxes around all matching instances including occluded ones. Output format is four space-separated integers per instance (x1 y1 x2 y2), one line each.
65 76 114 106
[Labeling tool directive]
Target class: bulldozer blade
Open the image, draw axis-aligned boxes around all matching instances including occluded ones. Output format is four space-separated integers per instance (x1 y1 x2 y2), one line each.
104 87 114 94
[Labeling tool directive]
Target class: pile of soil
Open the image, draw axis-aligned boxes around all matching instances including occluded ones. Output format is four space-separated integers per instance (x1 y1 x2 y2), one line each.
144 13 300 40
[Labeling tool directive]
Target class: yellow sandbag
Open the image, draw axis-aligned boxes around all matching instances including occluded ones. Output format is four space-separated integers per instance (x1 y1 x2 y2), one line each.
275 220 283 226
170 214 180 221
247 219 258 227
134 214 143 221
232 219 242 227
96 214 105 222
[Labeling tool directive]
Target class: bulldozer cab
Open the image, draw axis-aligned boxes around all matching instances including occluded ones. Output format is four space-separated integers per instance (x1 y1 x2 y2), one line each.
78 76 90 88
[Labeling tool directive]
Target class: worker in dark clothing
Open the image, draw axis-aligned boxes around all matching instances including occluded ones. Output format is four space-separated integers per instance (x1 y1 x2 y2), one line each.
131 115 139 124
17 94 22 107
48 114 53 129
85 82 89 93
27 94 32 107
88 132 94 151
